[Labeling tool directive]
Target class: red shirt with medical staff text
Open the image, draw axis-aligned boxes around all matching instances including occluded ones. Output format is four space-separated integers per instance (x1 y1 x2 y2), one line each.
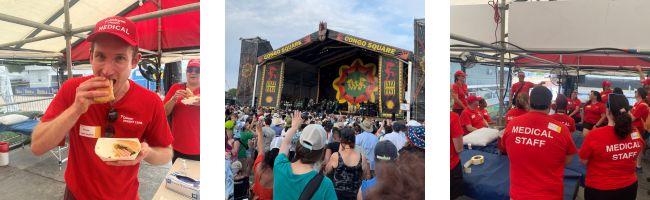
631 102 649 133
601 90 612 104
505 108 527 125
584 102 606 124
502 112 577 200
479 108 491 123
550 113 576 133
578 126 644 190
460 108 486 134
451 112 464 169
163 83 200 155
452 83 468 110
41 76 173 200
510 81 535 97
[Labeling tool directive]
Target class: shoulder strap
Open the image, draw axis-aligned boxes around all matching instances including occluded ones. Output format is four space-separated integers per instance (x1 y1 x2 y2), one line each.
299 173 324 200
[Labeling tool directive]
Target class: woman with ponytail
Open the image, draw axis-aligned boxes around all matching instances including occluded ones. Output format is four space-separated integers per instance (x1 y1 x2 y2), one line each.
578 93 644 200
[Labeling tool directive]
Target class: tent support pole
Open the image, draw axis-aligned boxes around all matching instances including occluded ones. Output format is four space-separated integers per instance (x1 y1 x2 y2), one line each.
407 61 412 120
64 0 73 79
497 0 507 127
252 64 259 108
156 1 163 94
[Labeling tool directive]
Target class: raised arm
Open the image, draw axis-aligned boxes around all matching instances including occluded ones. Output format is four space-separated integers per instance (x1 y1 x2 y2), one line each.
279 111 303 156
636 65 646 81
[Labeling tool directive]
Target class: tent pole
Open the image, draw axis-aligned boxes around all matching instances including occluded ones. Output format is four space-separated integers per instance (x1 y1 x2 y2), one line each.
450 34 562 68
0 13 65 34
407 61 412 120
64 0 73 80
497 0 506 127
156 1 163 94
251 64 259 108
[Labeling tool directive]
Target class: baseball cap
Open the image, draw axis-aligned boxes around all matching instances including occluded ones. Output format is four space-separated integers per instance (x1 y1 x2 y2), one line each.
374 140 398 161
454 70 466 77
299 124 327 150
87 16 138 46
529 86 553 110
188 59 200 68
467 95 479 104
602 80 612 87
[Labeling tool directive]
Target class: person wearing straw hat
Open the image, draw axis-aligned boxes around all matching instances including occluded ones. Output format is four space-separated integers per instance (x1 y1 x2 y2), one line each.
501 86 577 199
163 58 200 162
356 119 379 174
452 70 468 115
31 16 173 200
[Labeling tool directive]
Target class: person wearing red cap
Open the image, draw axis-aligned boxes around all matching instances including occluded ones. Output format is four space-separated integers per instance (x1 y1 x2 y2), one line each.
30 16 173 200
501 86 577 199
509 71 536 107
601 80 613 103
164 59 200 162
452 70 468 115
459 95 487 134
635 65 650 93
505 93 529 126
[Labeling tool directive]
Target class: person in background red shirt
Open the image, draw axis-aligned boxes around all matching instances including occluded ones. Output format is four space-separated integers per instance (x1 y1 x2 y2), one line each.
600 80 613 104
629 88 649 172
551 94 576 133
505 93 529 126
450 112 464 199
568 90 582 124
579 93 644 200
460 95 487 134
477 97 492 125
634 65 650 97
30 16 174 200
452 70 468 115
501 86 577 199
583 91 607 137
509 71 536 106
164 59 200 162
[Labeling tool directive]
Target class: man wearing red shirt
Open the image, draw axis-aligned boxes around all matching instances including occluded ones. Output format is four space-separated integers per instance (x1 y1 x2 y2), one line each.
550 94 576 133
501 86 577 200
450 112 464 199
510 71 536 106
600 80 613 104
30 16 173 200
460 95 487 134
164 59 201 162
579 94 644 200
452 70 468 115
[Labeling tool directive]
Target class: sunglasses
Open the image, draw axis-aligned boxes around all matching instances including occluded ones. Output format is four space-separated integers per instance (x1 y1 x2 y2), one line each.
187 67 200 74
105 107 118 138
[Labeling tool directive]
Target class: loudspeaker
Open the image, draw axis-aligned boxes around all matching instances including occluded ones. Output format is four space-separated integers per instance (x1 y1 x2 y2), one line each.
163 61 182 94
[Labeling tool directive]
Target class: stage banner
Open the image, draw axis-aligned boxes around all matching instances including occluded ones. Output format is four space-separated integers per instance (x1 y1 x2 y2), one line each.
413 19 425 121
379 55 403 115
332 59 378 107
237 38 273 105
329 30 412 61
257 32 317 64
258 61 284 108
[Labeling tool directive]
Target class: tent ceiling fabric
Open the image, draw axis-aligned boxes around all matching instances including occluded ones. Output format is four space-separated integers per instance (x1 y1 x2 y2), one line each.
450 4 500 46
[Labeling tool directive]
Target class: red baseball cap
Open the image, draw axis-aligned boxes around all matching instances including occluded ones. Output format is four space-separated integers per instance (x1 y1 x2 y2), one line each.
455 70 466 77
188 59 200 68
467 95 479 104
602 80 612 87
642 78 650 86
87 16 138 46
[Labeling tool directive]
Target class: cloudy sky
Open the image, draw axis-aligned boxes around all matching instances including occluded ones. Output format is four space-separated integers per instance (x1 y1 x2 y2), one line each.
225 0 424 90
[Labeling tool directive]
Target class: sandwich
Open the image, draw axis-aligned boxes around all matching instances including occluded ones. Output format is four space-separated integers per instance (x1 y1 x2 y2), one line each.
94 79 115 103
113 140 140 158
95 138 141 161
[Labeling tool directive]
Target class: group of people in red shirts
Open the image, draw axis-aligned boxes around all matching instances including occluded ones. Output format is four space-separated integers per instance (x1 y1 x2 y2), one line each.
451 69 649 200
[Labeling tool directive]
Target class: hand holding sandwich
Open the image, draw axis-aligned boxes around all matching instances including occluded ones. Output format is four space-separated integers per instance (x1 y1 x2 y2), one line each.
105 142 151 166
72 77 114 114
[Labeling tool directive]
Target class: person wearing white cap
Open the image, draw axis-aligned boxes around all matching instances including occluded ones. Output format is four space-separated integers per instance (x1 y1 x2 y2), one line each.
273 111 337 200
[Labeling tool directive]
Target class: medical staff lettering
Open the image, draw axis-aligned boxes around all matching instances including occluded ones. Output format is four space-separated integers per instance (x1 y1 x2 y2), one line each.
605 141 641 161
510 126 555 147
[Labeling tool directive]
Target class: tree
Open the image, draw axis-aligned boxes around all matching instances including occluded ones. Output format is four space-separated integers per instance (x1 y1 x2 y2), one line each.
226 88 237 98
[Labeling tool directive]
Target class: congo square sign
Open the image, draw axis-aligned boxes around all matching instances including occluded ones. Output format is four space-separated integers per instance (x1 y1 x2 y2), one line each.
258 61 284 108
332 59 378 107
379 56 403 115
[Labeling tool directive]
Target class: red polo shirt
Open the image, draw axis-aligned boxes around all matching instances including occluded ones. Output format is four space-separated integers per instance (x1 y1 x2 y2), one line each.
450 112 464 169
452 82 468 110
568 99 582 114
479 108 491 123
163 83 200 155
460 108 486 134
631 102 649 133
600 89 613 104
505 108 528 125
584 102 606 124
510 81 535 97
502 112 577 200
550 113 576 133
579 126 644 190
42 76 173 200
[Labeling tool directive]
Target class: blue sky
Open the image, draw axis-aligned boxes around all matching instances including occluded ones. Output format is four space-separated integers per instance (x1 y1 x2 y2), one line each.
225 0 424 90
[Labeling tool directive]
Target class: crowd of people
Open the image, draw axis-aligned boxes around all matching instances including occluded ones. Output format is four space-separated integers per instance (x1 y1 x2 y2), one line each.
451 68 649 200
225 105 425 200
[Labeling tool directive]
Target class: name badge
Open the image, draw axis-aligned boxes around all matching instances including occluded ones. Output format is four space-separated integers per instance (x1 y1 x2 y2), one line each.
80 124 101 138
632 132 641 140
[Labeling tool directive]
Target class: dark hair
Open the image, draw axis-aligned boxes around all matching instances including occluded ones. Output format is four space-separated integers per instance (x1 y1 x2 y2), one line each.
478 98 488 108
339 127 356 148
515 93 529 110
555 94 568 112
637 87 648 105
607 94 632 140
264 116 272 126
384 125 393 134
353 123 362 134
591 91 602 103
613 87 624 95
393 121 407 132
294 145 324 165
262 148 280 169
332 127 341 137
366 151 424 200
